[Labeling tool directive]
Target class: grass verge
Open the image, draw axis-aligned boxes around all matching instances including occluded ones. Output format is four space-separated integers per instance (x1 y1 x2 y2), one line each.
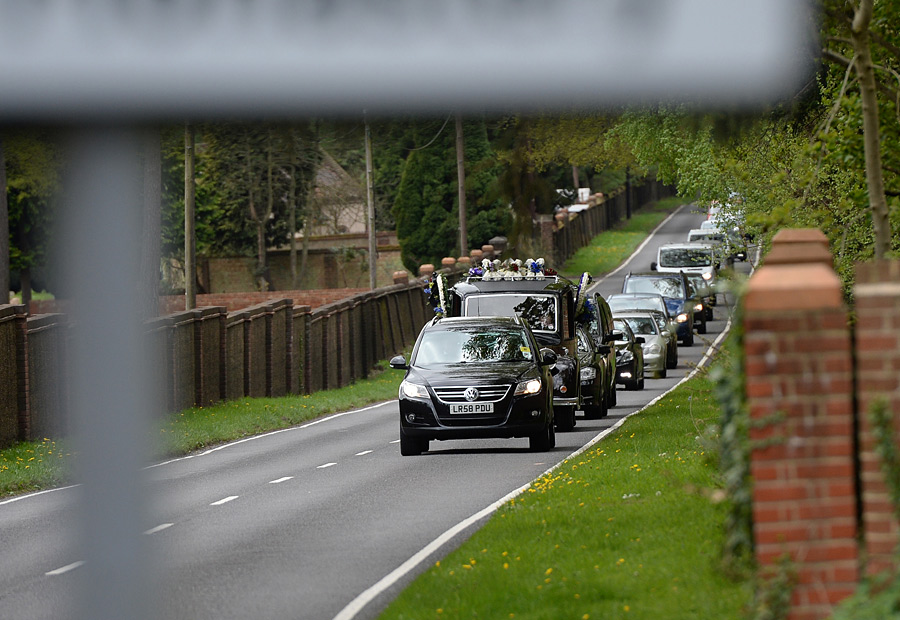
0 359 405 498
560 196 688 278
378 374 752 620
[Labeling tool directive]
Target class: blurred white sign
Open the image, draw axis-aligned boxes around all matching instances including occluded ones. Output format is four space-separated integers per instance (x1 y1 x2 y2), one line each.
0 0 813 119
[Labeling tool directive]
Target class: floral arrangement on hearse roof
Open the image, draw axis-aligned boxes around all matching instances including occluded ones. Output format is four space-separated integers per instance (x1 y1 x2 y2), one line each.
574 271 596 327
423 272 451 318
467 258 558 281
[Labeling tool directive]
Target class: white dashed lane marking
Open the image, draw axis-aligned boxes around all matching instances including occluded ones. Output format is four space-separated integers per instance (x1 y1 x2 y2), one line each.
355 450 373 456
210 496 239 506
269 476 293 484
46 561 84 576
144 523 173 535
317 463 337 469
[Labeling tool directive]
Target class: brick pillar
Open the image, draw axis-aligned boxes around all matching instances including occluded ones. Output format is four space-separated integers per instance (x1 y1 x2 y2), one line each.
744 259 857 620
855 260 900 577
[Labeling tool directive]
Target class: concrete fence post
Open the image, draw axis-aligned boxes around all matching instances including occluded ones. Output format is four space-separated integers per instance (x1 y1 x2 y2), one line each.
855 260 900 577
744 234 858 620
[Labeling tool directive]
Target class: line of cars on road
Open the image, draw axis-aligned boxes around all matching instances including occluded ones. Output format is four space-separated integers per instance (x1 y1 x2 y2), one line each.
390 251 721 455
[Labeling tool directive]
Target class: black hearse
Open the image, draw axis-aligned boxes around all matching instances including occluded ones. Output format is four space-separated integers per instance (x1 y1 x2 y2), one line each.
447 274 583 431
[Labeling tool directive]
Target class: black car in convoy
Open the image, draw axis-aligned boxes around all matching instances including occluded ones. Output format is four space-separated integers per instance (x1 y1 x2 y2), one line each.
449 275 584 432
612 318 645 390
620 272 705 345
390 316 556 456
576 326 612 418
583 292 618 410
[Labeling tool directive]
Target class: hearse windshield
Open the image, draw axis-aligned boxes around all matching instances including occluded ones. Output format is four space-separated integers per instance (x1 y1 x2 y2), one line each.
464 294 557 333
658 247 712 268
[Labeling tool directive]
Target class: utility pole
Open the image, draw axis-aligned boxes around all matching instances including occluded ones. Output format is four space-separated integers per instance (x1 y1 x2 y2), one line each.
364 113 377 289
184 122 196 310
455 113 467 257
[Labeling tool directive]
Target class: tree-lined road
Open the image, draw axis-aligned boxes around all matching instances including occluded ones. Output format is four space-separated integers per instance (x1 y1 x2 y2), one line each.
0 202 749 620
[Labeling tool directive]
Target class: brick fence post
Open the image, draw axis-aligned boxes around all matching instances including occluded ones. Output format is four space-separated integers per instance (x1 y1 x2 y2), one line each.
744 245 858 619
855 260 900 577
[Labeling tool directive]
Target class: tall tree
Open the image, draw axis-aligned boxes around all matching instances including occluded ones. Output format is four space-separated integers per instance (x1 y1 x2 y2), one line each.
141 130 162 319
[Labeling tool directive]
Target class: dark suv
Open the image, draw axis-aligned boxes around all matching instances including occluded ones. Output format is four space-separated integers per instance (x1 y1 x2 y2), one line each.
621 272 705 346
449 275 582 431
390 316 555 455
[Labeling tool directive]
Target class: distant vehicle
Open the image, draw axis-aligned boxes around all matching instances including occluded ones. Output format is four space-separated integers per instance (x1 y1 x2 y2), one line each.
606 293 677 368
391 315 556 455
612 318 645 390
685 273 716 320
651 242 719 285
621 272 705 345
613 311 669 379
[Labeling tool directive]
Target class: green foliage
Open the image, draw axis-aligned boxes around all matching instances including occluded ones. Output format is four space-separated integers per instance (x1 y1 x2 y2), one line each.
707 291 754 578
560 197 682 278
393 117 508 271
3 131 62 287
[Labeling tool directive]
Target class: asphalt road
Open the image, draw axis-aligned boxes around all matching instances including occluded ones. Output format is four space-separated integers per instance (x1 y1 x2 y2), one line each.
0 202 751 620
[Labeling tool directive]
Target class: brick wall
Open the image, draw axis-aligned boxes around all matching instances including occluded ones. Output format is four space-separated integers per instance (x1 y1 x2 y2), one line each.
855 261 900 577
744 231 858 620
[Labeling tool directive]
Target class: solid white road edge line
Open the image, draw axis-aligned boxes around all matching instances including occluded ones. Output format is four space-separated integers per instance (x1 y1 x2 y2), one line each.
332 313 734 620
210 496 238 506
45 561 85 576
587 202 691 291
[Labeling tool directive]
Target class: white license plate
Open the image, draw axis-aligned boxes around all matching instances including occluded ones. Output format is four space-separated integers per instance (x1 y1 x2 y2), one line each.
450 403 494 414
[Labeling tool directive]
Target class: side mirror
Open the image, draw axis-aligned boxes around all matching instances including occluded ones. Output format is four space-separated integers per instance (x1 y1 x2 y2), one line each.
635 336 645 344
650 261 657 271
596 344 612 355
539 348 558 366
389 355 409 370
609 330 624 341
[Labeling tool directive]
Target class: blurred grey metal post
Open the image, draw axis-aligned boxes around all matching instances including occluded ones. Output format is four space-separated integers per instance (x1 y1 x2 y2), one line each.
61 129 154 620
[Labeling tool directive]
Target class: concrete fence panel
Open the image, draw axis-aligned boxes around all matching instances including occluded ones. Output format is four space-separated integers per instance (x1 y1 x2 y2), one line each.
268 300 292 397
306 315 324 394
25 315 69 440
195 307 227 406
245 304 268 398
169 311 197 413
225 310 248 401
292 306 310 395
0 306 25 447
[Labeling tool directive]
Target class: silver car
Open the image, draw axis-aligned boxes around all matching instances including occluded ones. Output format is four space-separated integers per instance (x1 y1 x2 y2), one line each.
613 312 669 379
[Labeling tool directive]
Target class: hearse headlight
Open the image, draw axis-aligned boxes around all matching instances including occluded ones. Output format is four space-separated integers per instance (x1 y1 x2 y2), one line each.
515 378 543 396
579 367 597 381
400 380 428 399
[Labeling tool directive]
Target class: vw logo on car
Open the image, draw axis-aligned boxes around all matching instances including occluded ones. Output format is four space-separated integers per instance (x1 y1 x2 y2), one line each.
464 387 479 402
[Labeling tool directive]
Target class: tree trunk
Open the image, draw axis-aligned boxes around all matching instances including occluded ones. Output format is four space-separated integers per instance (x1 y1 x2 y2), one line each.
140 130 162 320
184 123 196 310
0 137 8 303
456 113 467 258
852 0 892 258
289 161 298 289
